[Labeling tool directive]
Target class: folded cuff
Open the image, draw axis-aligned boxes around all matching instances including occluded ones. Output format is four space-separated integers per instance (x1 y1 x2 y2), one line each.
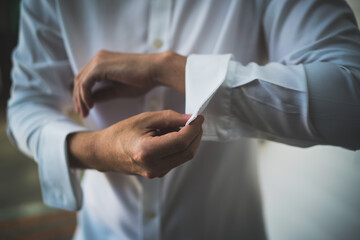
185 54 232 122
38 119 88 211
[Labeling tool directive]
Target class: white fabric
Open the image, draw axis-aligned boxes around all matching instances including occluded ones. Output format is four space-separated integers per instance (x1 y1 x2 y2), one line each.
185 54 233 126
7 0 360 239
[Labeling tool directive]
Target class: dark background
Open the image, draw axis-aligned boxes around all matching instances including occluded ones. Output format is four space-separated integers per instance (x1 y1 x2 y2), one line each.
0 1 76 239
0 0 19 115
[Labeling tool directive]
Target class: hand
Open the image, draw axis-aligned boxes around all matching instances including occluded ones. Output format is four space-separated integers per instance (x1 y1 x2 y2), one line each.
67 110 204 178
73 50 187 117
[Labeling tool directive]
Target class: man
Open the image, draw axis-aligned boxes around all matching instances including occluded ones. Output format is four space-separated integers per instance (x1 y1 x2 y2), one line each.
7 0 360 239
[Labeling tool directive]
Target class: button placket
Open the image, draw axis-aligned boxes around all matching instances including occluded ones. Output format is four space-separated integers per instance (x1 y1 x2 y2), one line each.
144 87 166 112
147 0 172 52
141 178 162 240
141 1 172 239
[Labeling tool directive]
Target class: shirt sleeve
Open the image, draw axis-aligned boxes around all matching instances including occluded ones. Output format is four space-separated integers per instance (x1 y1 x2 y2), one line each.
7 0 88 210
185 0 360 150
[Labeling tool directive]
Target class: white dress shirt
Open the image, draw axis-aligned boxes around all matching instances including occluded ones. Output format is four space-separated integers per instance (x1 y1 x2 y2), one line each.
7 0 360 239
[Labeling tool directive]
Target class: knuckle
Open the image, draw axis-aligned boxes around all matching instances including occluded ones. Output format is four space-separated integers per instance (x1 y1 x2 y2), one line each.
138 111 150 120
134 149 151 163
166 50 175 55
141 111 152 119
135 112 151 125
74 75 81 83
132 151 142 163
79 80 86 89
165 109 175 117
93 50 107 65
162 50 175 61
96 49 107 59
74 77 82 88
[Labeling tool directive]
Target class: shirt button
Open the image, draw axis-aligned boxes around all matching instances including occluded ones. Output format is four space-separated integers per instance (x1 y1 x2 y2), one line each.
146 211 156 219
153 39 163 49
149 98 160 110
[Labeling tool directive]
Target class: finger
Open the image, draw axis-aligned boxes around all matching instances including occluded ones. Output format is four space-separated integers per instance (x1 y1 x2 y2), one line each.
73 74 88 116
74 83 86 116
142 128 203 178
79 78 94 110
82 101 89 117
79 94 89 117
158 127 203 171
72 82 79 114
144 115 204 157
73 72 85 114
76 84 89 117
142 110 192 129
77 65 99 111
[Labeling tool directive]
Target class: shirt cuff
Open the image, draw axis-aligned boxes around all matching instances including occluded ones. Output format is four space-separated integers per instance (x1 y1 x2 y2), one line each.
37 119 88 211
185 54 233 140
185 56 317 146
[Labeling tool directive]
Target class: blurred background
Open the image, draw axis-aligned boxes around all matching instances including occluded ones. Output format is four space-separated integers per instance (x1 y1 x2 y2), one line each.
0 1 359 240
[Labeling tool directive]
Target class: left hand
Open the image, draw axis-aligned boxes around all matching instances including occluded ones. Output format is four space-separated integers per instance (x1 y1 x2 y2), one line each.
73 50 187 117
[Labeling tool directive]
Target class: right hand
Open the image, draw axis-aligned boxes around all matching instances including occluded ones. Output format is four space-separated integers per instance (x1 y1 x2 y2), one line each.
67 110 203 178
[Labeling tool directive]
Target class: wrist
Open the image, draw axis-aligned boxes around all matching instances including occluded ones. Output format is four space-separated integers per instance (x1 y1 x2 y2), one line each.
67 131 100 170
154 51 187 95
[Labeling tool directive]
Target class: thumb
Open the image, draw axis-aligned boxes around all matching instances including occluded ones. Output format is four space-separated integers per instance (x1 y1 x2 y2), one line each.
145 110 192 129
